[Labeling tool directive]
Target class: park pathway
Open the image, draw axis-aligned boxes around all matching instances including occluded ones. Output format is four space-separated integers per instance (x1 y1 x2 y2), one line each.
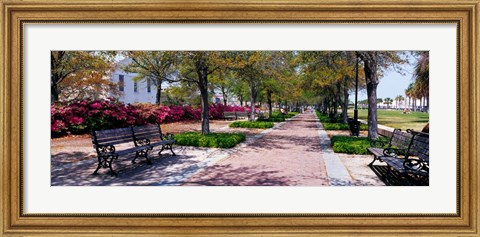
183 111 348 186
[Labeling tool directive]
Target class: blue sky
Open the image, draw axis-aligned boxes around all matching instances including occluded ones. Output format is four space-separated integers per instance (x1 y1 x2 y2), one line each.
354 61 415 101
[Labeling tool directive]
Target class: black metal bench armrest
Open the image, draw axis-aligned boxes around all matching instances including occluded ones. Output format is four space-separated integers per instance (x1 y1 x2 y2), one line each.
134 138 151 146
96 144 116 155
370 139 387 148
403 158 429 173
383 147 407 158
163 133 175 141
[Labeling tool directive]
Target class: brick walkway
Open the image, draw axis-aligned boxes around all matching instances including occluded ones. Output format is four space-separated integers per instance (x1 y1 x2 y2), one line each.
183 112 330 186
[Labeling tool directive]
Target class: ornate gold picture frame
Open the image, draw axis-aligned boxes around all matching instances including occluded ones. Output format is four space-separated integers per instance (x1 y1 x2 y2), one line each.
1 0 478 236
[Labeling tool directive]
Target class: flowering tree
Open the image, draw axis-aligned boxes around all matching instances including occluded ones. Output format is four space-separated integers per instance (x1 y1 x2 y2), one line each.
51 99 245 137
51 51 116 103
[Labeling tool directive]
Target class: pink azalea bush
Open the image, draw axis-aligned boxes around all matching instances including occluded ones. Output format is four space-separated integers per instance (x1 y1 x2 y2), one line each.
51 98 244 137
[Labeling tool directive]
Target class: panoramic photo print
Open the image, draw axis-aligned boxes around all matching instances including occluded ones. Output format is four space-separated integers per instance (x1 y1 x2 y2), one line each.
50 51 429 186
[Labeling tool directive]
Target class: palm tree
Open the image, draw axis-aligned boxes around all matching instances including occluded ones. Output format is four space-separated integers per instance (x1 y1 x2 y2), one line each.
412 52 429 112
395 95 404 109
384 97 393 109
405 84 413 110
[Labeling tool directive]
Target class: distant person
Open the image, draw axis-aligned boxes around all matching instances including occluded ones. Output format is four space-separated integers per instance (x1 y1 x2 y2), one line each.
403 108 410 114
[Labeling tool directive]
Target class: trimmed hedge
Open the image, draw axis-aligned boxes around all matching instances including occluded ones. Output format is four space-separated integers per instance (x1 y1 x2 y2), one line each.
258 117 285 122
174 132 246 148
323 123 369 131
315 110 367 131
330 136 371 155
287 112 299 118
229 121 274 129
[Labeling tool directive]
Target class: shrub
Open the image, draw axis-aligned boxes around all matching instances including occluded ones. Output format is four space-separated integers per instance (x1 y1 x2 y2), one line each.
257 117 285 122
330 136 371 155
315 110 367 131
323 123 368 131
51 99 253 137
174 132 246 148
270 111 298 119
286 112 299 118
229 121 274 129
270 111 284 118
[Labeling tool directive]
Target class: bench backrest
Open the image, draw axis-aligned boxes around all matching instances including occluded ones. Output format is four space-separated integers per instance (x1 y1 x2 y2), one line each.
92 127 134 147
390 129 414 150
132 124 164 142
223 112 236 118
235 111 248 118
407 132 429 162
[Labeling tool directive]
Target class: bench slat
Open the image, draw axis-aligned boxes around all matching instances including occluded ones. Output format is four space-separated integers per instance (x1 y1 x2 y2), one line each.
114 145 152 156
95 127 132 136
94 133 134 145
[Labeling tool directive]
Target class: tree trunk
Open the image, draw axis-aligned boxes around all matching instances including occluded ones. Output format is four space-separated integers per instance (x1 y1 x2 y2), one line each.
267 89 273 118
342 85 349 123
221 86 228 106
239 95 243 106
360 52 379 140
366 82 379 139
51 79 59 103
51 52 60 103
197 70 210 135
156 83 162 105
249 83 257 121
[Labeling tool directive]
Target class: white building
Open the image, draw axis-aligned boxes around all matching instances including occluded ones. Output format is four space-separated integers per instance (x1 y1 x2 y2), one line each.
110 58 159 104
212 93 240 106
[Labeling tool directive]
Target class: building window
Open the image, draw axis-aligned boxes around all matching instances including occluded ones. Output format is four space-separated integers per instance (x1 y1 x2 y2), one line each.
147 78 151 93
134 81 138 92
118 75 124 92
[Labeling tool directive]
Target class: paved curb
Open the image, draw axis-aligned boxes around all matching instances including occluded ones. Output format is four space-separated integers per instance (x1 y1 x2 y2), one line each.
314 114 353 186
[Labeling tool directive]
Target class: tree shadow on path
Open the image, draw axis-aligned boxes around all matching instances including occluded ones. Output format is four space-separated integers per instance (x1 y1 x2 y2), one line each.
182 164 292 186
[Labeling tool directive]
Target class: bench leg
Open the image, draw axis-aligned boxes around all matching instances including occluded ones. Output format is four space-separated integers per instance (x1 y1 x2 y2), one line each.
108 155 118 177
169 144 176 156
93 156 103 175
93 155 118 176
158 146 165 156
133 149 152 165
159 144 176 156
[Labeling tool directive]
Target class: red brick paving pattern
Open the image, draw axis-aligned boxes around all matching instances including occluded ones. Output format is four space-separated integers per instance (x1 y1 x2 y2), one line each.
183 112 329 186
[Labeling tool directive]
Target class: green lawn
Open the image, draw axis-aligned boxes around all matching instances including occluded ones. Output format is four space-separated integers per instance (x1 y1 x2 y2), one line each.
348 109 429 131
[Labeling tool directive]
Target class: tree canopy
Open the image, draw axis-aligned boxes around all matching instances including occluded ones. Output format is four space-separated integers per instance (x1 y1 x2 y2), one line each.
51 50 419 136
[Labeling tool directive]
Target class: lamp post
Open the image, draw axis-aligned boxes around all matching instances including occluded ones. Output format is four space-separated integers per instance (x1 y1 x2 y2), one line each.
349 53 360 136
354 54 359 122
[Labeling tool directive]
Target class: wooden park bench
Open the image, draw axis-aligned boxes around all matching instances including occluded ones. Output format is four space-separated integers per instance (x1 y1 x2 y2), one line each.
380 131 429 182
132 124 176 157
223 111 237 120
91 127 153 176
367 128 413 166
235 111 249 120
